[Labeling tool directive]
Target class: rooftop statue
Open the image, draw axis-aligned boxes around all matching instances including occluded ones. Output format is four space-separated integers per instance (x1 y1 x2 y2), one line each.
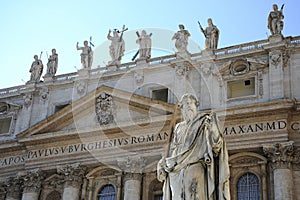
172 24 190 53
45 48 58 77
268 4 284 36
76 40 93 68
107 26 126 65
135 30 152 60
29 54 43 83
157 94 230 200
199 18 220 50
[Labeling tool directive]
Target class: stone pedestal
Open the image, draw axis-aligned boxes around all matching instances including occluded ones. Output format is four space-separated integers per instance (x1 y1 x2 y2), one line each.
78 68 90 77
124 173 142 200
43 75 54 83
263 141 294 200
268 35 284 43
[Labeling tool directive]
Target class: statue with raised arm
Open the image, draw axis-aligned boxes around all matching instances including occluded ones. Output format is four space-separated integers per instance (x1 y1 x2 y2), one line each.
268 4 284 36
107 29 125 65
172 24 190 53
199 18 220 50
76 40 93 68
45 48 58 76
29 54 43 82
157 94 230 200
136 30 152 59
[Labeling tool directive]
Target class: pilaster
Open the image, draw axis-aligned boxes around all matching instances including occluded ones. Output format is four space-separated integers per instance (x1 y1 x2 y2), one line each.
21 169 43 200
57 163 86 200
263 141 294 200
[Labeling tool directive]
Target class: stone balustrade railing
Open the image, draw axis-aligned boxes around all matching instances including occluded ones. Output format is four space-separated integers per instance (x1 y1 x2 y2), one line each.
1 36 299 98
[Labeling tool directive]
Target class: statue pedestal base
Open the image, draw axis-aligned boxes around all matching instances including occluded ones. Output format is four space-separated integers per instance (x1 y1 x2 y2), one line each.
78 68 90 77
201 49 215 57
176 51 191 60
43 75 53 82
107 65 118 71
135 59 148 68
268 35 284 43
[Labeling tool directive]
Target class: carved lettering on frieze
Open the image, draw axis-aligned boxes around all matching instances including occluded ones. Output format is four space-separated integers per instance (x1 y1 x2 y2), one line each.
95 92 114 125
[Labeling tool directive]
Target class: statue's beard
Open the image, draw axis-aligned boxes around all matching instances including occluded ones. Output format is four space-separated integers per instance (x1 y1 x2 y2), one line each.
183 109 196 123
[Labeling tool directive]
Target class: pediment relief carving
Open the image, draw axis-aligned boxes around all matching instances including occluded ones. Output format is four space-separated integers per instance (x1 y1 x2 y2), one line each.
218 57 268 78
17 85 174 139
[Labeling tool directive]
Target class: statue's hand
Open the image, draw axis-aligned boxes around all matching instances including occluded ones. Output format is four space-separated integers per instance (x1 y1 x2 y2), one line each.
165 159 176 172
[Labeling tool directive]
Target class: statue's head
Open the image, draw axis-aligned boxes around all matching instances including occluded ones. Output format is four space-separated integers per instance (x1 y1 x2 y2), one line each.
84 40 89 46
178 24 185 30
33 55 38 60
179 94 199 121
142 30 147 36
207 18 213 25
273 4 278 11
52 48 56 53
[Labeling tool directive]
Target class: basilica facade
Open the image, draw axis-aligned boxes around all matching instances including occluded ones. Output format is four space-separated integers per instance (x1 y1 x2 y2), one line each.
1 14 300 200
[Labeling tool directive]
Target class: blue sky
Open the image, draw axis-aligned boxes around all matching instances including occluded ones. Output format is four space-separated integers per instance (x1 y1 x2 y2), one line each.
0 0 299 88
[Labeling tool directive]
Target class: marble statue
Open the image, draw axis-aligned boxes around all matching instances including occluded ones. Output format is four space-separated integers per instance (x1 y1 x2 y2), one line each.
199 18 220 50
157 94 230 200
45 48 58 76
268 4 284 36
107 29 125 65
172 24 190 53
136 30 152 59
29 55 43 82
76 40 93 68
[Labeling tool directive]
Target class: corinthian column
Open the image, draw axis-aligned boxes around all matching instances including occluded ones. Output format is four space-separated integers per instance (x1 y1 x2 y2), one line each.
5 177 21 200
124 173 142 200
263 141 294 200
118 156 146 200
57 163 86 200
21 170 43 200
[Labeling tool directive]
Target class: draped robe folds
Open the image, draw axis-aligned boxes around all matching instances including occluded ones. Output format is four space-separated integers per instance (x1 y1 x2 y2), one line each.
158 113 230 200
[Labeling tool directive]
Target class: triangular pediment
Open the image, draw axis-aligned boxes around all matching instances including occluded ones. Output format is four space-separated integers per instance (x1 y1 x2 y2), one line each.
17 85 175 140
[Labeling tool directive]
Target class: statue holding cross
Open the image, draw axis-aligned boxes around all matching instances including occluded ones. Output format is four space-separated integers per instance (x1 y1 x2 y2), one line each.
107 25 127 65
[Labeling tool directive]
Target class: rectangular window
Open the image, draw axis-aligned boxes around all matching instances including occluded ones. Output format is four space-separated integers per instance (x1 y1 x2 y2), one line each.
0 117 12 134
55 104 69 113
227 78 255 99
152 88 168 102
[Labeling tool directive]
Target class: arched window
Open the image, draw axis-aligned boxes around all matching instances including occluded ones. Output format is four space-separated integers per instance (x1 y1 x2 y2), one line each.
237 173 260 200
97 184 116 200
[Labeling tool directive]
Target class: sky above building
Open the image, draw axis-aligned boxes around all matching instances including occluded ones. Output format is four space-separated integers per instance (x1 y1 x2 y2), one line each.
0 0 299 88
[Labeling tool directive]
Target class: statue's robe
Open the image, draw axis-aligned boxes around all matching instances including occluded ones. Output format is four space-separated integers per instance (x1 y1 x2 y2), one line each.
158 113 230 200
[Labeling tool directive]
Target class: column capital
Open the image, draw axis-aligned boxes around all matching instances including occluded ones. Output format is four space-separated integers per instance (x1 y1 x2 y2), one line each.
263 141 294 169
5 176 21 199
21 169 44 193
118 156 146 174
123 173 142 182
57 163 87 188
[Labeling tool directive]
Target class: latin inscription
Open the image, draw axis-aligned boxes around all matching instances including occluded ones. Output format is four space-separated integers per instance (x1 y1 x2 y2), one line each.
0 132 168 168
